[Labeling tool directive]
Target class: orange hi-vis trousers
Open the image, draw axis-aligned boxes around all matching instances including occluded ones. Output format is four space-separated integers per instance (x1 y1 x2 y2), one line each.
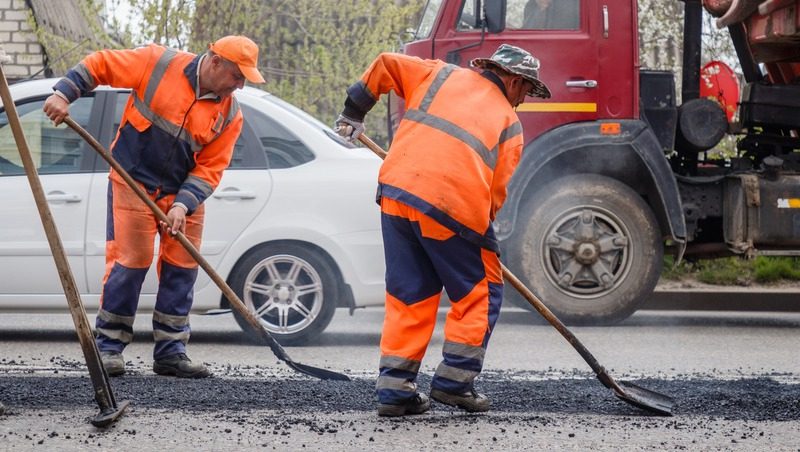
95 175 204 359
376 198 503 405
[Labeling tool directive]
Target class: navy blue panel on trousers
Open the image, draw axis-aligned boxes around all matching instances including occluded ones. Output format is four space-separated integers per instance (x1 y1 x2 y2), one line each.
106 180 115 241
152 260 197 359
96 262 148 352
154 260 197 315
102 262 148 316
485 281 503 347
382 212 486 304
382 213 442 304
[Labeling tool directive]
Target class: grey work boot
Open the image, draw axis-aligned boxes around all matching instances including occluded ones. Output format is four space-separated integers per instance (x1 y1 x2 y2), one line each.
101 351 125 377
377 393 431 417
430 388 490 413
153 353 211 378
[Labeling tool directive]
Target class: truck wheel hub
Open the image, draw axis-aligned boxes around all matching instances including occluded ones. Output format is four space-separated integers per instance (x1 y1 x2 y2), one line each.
574 242 599 264
541 206 631 297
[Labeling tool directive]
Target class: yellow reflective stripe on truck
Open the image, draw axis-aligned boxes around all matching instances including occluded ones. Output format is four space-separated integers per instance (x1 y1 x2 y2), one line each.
516 102 597 112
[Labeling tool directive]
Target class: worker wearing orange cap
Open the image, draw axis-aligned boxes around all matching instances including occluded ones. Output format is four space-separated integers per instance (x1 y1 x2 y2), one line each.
43 36 265 379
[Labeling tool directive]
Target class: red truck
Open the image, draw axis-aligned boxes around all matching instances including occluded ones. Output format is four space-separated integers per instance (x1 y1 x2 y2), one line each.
397 0 800 324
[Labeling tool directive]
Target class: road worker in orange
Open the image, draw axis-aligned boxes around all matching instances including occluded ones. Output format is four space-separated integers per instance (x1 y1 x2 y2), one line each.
335 44 550 416
42 36 265 379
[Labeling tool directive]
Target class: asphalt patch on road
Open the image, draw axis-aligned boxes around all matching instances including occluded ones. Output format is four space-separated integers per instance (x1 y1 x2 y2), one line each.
0 370 797 421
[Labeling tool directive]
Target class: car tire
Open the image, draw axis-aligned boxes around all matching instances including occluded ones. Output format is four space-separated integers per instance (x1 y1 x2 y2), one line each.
506 174 663 325
229 243 339 345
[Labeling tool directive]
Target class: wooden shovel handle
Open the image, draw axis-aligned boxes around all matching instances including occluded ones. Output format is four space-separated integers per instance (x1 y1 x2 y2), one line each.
65 117 355 382
0 66 125 419
356 134 617 388
63 117 291 362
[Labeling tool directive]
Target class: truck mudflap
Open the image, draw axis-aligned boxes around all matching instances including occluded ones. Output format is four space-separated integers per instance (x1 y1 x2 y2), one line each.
497 120 686 248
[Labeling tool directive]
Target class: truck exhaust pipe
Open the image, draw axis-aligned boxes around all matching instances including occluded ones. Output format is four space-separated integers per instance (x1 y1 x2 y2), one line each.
681 0 703 102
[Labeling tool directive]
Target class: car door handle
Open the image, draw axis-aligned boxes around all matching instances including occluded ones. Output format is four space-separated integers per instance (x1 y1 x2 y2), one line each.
212 189 256 200
566 80 598 89
46 191 82 203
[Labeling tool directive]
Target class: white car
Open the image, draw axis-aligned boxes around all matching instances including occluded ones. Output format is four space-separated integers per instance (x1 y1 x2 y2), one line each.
0 78 385 344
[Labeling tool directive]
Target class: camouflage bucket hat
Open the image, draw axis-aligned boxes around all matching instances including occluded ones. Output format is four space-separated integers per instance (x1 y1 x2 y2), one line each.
471 44 551 99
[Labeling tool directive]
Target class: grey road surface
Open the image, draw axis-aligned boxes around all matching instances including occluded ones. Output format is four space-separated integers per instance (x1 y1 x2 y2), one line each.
1 306 799 450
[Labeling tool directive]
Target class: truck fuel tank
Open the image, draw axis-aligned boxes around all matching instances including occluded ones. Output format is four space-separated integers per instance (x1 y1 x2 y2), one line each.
724 171 800 251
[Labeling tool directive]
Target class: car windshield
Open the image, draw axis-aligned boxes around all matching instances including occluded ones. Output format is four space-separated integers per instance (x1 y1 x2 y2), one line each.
259 92 357 149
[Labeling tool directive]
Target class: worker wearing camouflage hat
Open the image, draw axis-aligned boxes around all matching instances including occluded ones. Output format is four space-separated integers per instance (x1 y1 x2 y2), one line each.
335 43 549 416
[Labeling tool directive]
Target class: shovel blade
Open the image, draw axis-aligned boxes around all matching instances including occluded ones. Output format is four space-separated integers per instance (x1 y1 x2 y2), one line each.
90 400 130 427
615 381 674 416
287 360 351 381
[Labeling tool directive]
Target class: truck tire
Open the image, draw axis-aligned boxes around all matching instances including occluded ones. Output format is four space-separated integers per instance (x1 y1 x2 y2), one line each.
506 174 662 325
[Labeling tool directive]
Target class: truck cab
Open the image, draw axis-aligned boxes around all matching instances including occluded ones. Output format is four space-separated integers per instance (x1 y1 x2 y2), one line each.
400 0 800 324
407 0 637 145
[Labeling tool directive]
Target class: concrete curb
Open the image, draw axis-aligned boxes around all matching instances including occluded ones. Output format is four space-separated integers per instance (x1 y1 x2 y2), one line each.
646 285 799 311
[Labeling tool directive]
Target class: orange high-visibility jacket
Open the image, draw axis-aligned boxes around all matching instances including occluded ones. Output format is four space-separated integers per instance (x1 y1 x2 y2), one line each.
53 44 242 214
348 53 523 251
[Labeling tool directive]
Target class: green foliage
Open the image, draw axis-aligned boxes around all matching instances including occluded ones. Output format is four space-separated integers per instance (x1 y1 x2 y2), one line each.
661 256 800 285
695 257 753 286
28 0 119 76
107 0 195 48
637 0 739 98
660 255 696 281
190 0 424 146
753 257 800 283
32 1 422 145
637 0 683 71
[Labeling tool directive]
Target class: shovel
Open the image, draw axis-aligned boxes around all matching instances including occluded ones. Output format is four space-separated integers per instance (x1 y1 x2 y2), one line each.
0 61 128 427
63 117 349 382
357 134 674 416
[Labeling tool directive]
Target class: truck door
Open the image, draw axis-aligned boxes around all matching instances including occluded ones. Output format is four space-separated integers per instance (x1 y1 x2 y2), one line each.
429 0 632 143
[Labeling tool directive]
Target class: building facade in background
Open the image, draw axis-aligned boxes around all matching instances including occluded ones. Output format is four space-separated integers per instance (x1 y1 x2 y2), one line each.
0 0 115 82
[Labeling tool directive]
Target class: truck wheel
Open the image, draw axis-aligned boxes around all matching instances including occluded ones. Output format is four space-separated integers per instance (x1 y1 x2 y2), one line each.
229 243 338 345
507 174 662 325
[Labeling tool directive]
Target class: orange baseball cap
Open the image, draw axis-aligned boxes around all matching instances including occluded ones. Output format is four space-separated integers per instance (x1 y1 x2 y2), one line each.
208 35 265 84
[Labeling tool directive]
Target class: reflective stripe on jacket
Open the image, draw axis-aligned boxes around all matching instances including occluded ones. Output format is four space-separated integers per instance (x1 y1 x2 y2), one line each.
349 53 523 251
54 44 243 214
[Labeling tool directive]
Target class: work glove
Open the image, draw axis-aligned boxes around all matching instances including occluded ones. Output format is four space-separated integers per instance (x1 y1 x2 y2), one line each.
334 114 365 143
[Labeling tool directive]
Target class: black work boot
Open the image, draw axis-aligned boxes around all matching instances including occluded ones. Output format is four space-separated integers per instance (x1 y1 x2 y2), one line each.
100 351 125 377
377 393 431 417
430 388 490 413
153 353 211 378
